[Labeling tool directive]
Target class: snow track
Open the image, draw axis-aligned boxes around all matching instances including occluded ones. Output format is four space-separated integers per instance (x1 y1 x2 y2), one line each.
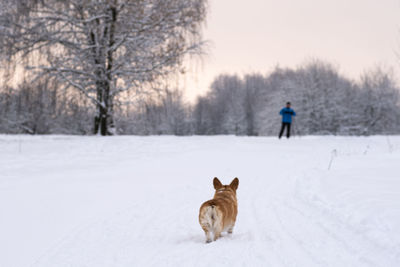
0 135 399 267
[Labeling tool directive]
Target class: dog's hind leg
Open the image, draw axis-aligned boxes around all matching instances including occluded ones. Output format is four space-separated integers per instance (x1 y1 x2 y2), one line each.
201 224 212 243
205 231 212 243
227 224 235 234
213 222 223 241
213 230 221 241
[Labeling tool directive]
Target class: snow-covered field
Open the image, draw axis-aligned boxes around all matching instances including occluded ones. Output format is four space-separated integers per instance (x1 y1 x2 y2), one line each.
1 135 400 267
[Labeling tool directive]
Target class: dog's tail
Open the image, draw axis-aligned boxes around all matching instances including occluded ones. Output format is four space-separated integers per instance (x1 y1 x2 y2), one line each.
199 203 221 234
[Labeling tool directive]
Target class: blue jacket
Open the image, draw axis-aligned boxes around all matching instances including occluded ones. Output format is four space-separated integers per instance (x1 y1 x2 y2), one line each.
279 107 296 123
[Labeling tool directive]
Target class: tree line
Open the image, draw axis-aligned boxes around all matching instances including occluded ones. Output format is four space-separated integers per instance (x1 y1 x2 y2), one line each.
193 61 400 136
1 60 399 136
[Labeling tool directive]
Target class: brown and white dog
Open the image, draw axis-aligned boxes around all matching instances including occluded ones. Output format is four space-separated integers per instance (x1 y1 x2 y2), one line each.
199 177 239 243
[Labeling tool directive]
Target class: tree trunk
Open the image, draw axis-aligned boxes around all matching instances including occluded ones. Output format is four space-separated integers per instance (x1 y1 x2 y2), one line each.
94 81 113 136
93 3 117 136
94 101 109 135
100 104 108 136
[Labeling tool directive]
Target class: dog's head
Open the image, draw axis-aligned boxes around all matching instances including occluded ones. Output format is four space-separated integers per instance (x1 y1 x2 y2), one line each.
213 177 239 195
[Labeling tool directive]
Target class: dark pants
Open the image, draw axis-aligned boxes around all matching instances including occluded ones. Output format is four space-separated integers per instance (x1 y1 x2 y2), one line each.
279 122 291 139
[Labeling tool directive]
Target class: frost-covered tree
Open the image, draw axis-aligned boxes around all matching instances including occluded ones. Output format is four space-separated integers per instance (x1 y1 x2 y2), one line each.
206 75 246 134
117 88 192 135
295 61 351 135
192 96 212 134
357 67 400 134
0 76 93 134
0 0 207 135
242 74 265 135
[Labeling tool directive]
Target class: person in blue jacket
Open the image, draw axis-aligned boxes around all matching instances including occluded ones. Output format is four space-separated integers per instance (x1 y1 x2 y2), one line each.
279 102 296 139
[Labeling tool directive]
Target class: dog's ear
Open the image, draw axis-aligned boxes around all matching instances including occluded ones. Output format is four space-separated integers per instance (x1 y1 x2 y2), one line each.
230 177 239 190
213 177 223 190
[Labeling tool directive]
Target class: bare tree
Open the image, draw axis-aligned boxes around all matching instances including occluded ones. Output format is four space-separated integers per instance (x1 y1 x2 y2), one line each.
0 0 207 135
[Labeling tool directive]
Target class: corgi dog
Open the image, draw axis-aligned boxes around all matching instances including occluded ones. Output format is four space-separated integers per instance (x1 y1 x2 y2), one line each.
199 177 239 243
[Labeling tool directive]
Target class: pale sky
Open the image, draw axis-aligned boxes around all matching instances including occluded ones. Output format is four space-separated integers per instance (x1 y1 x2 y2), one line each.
183 0 400 101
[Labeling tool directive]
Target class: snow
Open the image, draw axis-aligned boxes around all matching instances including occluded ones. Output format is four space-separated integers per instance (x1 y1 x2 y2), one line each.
1 135 399 267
